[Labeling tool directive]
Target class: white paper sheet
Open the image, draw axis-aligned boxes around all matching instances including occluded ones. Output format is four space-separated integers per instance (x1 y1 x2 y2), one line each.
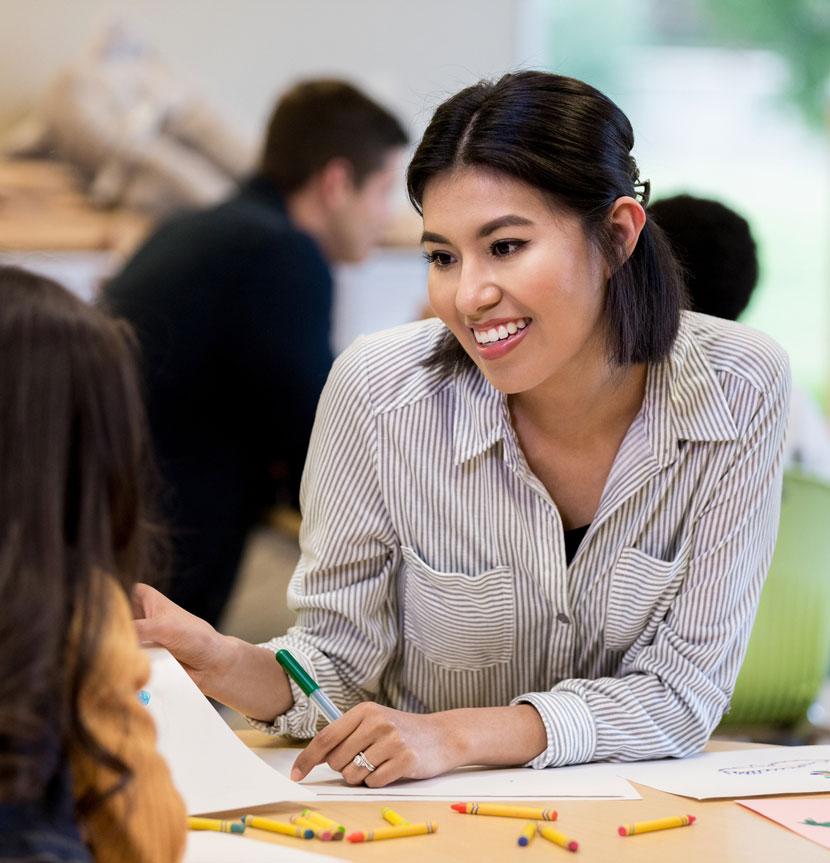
618 745 830 799
144 647 315 814
253 746 641 801
184 832 342 863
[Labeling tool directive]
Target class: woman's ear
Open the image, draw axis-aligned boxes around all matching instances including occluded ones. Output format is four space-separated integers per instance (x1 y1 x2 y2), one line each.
609 196 647 261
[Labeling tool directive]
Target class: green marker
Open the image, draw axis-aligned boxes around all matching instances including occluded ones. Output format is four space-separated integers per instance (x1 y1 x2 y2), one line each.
276 649 342 722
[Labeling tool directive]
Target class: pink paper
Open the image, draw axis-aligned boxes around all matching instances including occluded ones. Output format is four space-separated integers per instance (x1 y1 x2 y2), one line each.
737 797 830 850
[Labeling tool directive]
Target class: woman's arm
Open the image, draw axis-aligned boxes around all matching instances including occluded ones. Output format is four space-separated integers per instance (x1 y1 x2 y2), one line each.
244 337 401 737
70 578 187 863
291 702 548 786
132 583 292 722
135 336 400 736
511 355 792 769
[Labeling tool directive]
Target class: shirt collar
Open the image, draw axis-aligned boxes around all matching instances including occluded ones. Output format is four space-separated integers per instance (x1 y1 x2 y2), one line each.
452 363 510 466
239 173 287 213
645 314 739 466
451 312 739 468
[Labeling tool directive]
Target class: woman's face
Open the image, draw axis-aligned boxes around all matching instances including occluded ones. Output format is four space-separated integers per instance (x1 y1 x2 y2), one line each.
422 167 609 395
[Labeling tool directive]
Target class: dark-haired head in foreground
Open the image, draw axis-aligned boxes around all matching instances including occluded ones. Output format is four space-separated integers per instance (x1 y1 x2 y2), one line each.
0 265 160 816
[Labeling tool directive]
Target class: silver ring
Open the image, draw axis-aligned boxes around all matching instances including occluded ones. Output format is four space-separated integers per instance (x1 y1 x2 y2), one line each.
352 751 376 772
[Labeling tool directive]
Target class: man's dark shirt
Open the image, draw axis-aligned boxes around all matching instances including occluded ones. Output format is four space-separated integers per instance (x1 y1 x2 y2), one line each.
104 175 333 624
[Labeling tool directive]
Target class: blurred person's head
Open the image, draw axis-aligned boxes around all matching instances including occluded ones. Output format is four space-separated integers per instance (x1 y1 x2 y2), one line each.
406 71 684 390
648 194 758 322
260 79 408 263
0 266 161 810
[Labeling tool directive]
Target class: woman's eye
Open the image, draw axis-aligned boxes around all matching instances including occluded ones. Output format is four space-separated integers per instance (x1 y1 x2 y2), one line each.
423 251 455 268
491 239 526 257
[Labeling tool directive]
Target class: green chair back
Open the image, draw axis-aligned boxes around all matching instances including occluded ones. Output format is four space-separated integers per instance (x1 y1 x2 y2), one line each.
719 471 830 728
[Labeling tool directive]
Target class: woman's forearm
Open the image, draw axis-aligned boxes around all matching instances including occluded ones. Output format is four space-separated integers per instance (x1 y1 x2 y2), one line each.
439 704 548 769
202 635 294 722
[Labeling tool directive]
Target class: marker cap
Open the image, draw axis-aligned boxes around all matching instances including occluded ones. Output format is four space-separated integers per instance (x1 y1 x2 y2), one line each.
276 649 318 696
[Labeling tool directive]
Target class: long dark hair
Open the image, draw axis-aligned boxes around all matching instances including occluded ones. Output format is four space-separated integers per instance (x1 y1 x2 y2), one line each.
407 71 686 373
0 266 163 813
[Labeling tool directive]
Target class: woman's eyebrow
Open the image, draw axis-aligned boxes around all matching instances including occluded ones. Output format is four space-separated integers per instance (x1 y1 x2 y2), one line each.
477 214 534 237
421 215 535 245
420 230 449 244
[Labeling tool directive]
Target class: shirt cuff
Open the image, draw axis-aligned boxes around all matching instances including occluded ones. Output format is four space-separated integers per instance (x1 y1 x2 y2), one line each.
243 643 322 739
511 690 597 768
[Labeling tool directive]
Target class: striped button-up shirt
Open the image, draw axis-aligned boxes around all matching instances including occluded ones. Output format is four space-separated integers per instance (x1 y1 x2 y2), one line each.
254 311 790 768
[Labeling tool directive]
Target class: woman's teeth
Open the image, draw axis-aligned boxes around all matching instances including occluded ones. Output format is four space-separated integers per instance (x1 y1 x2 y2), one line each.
473 318 530 344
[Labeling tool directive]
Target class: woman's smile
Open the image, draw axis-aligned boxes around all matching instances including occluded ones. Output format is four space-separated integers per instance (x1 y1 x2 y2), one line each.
470 317 532 359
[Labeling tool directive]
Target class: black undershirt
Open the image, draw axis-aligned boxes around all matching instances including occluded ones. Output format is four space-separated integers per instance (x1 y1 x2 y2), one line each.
564 524 590 565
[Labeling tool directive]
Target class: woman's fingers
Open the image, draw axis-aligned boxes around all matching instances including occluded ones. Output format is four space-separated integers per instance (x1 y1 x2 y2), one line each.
290 710 364 780
132 582 167 619
363 755 405 788
291 706 448 788
131 583 223 678
339 739 396 786
324 723 383 772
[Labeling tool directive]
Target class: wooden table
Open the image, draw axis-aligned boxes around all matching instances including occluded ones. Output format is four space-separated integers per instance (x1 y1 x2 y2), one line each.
0 159 151 256
217 733 830 861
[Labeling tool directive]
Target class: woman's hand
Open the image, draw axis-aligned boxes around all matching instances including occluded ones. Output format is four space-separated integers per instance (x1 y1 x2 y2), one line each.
291 703 547 787
132 583 292 721
132 583 228 689
132 584 227 688
290 703 460 787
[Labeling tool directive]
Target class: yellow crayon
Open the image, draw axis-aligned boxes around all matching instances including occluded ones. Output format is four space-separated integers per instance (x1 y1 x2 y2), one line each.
347 821 438 842
618 814 696 836
291 813 332 840
538 823 579 852
451 802 557 821
242 814 313 839
517 821 536 847
187 816 245 834
381 806 410 826
301 809 345 840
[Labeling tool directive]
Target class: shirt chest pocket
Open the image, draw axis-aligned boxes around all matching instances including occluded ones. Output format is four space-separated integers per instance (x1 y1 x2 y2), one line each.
604 546 684 653
400 546 515 671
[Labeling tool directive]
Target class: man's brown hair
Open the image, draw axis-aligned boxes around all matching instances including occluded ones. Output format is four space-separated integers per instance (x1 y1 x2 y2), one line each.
260 79 408 195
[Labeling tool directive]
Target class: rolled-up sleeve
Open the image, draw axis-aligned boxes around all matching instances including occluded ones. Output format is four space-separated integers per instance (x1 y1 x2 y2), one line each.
513 357 791 768
247 338 400 737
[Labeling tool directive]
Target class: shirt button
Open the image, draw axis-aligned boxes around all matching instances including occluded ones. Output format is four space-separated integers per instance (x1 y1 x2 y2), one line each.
556 612 571 625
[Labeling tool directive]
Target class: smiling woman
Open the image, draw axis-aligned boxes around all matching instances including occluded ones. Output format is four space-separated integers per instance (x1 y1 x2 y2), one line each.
135 71 791 789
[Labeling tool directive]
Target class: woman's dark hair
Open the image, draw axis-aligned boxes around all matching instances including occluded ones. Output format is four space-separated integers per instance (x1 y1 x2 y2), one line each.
407 71 686 373
0 266 163 814
261 78 408 195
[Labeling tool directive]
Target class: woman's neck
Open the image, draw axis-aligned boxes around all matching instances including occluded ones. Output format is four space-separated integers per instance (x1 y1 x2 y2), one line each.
509 356 647 447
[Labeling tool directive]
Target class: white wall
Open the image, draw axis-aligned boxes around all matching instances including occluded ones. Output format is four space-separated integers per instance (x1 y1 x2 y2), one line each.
0 0 520 142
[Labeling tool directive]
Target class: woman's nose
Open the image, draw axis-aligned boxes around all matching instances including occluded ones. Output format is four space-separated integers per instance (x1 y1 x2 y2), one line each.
455 263 501 318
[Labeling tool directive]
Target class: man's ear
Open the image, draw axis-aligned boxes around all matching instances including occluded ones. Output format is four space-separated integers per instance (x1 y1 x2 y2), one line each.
317 157 355 209
608 195 647 262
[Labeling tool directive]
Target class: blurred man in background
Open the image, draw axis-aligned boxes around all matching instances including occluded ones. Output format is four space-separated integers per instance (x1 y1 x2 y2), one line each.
105 79 408 626
650 193 830 481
